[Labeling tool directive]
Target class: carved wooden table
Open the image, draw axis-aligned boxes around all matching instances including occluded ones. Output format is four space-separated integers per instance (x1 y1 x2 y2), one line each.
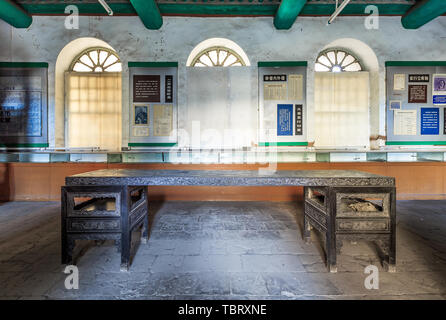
62 169 396 272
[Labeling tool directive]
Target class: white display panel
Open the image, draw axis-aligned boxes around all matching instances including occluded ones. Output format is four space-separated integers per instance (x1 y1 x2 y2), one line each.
258 65 307 146
185 67 257 149
128 65 178 147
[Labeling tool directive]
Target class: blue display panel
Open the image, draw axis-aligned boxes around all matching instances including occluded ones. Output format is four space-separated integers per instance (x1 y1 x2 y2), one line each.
433 95 446 105
277 104 293 136
0 65 48 147
420 107 439 135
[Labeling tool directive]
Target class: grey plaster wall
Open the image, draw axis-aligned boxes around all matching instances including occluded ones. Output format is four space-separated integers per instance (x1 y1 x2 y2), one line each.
0 16 445 149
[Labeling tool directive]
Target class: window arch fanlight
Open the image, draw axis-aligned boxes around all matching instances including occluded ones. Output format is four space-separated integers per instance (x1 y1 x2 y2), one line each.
315 49 362 72
70 47 122 72
191 46 246 67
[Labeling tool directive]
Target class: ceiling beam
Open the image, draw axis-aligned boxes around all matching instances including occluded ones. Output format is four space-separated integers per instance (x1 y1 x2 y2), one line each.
274 0 307 30
0 0 32 28
129 0 163 30
401 0 446 29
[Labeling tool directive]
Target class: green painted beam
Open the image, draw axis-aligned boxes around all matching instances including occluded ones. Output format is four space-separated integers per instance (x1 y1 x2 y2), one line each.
129 0 163 30
402 0 446 29
274 0 307 29
18 3 416 16
0 0 32 28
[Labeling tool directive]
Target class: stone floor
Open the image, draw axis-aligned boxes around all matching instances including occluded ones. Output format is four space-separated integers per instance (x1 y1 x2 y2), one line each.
0 200 445 300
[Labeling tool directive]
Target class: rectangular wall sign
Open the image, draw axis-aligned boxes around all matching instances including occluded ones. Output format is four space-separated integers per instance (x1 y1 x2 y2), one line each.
277 104 293 136
409 74 430 82
420 107 439 135
408 85 427 103
295 104 303 135
165 75 173 103
133 75 160 102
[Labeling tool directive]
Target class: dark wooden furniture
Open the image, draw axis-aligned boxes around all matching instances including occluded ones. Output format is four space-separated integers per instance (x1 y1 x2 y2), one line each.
303 186 396 273
61 169 396 272
61 185 149 271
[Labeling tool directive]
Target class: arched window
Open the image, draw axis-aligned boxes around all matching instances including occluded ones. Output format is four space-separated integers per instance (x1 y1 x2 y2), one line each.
186 38 250 67
70 47 122 72
191 46 246 67
314 48 369 148
315 49 362 72
66 46 122 150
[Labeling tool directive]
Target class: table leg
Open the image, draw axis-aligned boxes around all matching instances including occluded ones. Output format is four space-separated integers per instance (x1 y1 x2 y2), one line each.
303 187 312 243
61 187 72 264
326 187 337 273
120 186 131 272
141 187 149 244
385 187 397 272
120 232 131 272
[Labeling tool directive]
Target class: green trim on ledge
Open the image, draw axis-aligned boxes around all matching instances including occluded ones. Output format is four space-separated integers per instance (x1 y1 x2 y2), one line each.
0 62 48 68
128 143 177 147
0 143 49 148
386 141 446 146
259 142 308 146
128 62 178 68
385 61 446 67
258 61 307 67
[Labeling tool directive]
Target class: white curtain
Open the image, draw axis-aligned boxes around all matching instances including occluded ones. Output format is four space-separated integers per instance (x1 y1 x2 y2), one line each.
66 72 122 150
314 72 370 148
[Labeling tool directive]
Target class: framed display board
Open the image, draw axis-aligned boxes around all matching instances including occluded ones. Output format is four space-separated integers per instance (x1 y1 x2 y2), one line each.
386 62 446 145
0 62 48 148
258 61 307 146
128 62 177 147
